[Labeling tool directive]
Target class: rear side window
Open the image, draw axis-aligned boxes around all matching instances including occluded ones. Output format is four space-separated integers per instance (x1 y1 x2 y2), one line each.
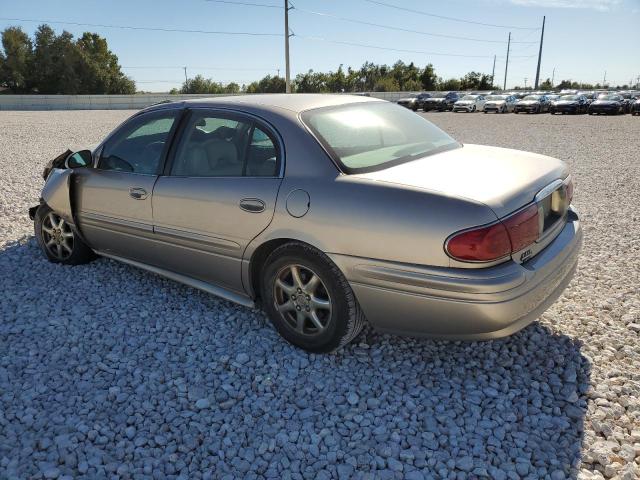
99 110 179 174
170 111 280 177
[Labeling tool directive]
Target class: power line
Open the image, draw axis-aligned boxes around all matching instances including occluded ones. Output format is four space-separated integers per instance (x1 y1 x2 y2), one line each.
136 79 254 83
0 17 281 36
292 6 538 44
204 0 282 7
122 66 277 71
363 0 540 30
296 34 536 59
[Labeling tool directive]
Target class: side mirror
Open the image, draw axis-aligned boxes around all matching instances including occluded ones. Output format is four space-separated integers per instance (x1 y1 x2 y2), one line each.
65 150 93 169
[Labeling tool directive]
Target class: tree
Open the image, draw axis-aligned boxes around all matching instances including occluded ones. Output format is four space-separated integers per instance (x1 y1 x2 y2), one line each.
0 24 135 94
0 27 33 92
246 75 286 93
419 63 437 91
439 77 461 91
539 78 553 90
373 77 399 92
76 32 135 94
294 70 328 93
459 71 494 91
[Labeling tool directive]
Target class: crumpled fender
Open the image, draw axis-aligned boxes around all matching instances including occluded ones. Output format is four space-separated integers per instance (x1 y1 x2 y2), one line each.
41 168 74 225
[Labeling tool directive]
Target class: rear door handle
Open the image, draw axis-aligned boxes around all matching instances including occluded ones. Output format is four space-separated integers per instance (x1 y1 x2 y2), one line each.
239 198 266 213
129 187 148 200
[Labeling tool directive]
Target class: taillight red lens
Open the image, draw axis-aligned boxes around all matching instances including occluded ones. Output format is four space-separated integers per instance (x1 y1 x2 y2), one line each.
446 203 541 262
446 222 511 261
502 204 539 252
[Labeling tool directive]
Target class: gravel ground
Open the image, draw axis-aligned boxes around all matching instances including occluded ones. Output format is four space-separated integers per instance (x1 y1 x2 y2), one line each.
1 110 639 480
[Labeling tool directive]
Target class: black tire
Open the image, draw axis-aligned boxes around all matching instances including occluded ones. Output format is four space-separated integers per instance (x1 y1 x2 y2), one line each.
261 242 366 353
34 204 95 265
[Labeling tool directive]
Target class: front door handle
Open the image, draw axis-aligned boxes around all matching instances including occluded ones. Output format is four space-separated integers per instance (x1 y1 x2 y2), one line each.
239 198 266 213
129 187 148 200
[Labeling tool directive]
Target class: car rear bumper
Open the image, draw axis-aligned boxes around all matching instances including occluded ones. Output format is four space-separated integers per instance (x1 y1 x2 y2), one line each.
329 207 582 340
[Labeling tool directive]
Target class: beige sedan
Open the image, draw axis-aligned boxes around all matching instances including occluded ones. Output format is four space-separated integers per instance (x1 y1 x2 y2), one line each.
32 94 582 352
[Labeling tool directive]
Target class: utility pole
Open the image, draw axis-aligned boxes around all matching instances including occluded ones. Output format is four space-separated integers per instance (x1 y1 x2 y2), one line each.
551 67 555 87
524 77 528 89
534 16 545 89
183 67 188 84
503 32 511 91
491 55 496 87
603 71 607 87
284 0 291 93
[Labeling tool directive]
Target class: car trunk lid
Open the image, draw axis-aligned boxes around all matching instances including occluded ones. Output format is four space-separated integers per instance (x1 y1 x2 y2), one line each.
353 144 569 219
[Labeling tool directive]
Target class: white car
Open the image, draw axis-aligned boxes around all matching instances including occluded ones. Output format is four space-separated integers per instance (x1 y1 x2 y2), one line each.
453 94 486 112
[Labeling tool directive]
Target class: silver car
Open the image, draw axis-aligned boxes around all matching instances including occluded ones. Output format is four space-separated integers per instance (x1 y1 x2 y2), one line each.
483 94 518 113
31 95 582 352
452 94 486 112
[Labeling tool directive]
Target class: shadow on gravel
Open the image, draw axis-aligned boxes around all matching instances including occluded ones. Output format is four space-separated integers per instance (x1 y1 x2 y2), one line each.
1 238 591 479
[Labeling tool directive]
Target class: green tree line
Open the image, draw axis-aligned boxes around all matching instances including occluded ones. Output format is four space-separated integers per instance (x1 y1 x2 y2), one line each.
173 62 500 94
0 25 135 94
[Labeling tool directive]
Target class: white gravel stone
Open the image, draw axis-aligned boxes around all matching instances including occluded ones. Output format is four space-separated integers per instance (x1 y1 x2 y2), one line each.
0 110 639 478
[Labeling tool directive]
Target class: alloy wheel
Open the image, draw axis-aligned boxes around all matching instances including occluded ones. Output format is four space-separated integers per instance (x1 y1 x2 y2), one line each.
273 264 332 336
41 212 74 260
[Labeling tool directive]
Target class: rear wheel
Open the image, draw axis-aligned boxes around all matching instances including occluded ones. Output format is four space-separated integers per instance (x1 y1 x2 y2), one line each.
261 243 365 352
34 205 95 265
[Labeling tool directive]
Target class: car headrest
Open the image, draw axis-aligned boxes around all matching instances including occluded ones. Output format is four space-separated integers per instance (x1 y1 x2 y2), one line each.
203 139 238 169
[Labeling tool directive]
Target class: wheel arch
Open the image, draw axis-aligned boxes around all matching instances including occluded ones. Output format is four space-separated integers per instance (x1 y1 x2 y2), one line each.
244 236 334 303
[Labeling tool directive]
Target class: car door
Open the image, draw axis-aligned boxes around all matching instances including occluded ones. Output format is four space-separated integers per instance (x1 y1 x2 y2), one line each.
151 108 284 293
74 108 182 265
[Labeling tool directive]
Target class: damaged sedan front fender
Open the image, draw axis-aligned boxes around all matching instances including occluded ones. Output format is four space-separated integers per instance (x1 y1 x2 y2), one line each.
41 168 75 225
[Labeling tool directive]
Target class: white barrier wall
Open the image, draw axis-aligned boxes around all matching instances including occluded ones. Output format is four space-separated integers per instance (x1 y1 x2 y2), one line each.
0 92 416 110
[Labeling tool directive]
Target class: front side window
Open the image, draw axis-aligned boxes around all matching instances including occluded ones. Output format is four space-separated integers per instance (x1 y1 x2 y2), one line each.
99 110 179 174
170 111 280 177
301 102 460 174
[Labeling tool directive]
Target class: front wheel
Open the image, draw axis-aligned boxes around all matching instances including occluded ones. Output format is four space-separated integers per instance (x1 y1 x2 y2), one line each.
261 243 366 352
34 205 95 265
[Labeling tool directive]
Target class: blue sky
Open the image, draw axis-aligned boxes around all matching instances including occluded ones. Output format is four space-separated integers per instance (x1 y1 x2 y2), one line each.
1 0 638 91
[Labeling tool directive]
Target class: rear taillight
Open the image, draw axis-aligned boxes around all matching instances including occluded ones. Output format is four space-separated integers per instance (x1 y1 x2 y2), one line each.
502 204 539 253
446 204 540 262
446 223 511 262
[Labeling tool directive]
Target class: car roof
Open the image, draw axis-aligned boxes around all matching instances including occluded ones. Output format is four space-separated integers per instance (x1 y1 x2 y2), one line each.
151 93 385 114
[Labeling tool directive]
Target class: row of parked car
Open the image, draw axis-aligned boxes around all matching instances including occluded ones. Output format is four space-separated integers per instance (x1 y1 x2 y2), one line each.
396 90 640 116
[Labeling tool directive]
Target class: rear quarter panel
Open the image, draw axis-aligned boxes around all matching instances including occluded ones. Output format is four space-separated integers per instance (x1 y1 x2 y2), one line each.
248 173 499 269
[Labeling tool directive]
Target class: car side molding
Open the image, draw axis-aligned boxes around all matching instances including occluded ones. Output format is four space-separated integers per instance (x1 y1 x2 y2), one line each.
97 251 255 308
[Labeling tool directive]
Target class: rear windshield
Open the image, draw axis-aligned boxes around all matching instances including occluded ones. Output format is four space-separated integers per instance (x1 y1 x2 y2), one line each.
301 102 460 174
